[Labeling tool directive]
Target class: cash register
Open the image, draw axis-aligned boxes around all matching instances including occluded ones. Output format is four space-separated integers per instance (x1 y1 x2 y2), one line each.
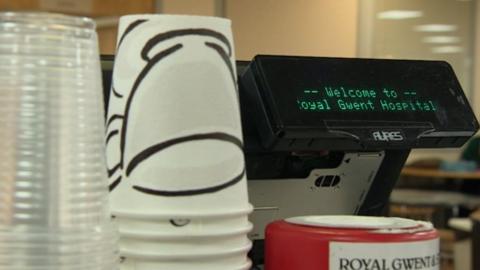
101 55 479 267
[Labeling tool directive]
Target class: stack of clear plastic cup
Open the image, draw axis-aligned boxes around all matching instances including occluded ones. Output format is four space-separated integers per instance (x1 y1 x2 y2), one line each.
0 12 118 269
105 14 252 270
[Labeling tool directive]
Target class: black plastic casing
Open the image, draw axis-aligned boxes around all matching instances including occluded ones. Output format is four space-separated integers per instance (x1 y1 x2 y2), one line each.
240 55 479 152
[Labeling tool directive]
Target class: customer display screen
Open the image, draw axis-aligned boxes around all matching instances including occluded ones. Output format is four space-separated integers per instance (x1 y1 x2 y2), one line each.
297 87 436 113
251 55 476 130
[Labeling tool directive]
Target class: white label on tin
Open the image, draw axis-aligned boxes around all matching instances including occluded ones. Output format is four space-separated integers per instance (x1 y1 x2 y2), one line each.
330 239 440 270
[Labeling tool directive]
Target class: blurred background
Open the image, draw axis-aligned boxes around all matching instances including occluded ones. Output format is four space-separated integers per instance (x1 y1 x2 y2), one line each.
2 0 476 161
4 0 476 162
1 0 479 269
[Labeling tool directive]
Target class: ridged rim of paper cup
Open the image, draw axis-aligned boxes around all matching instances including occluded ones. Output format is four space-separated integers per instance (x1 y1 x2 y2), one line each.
120 242 252 260
0 12 95 30
285 215 420 230
120 14 231 25
236 260 252 270
112 204 253 219
118 222 253 240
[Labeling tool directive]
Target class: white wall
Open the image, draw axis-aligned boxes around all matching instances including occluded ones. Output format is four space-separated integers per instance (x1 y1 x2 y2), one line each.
474 0 480 119
226 0 358 60
161 0 217 16
159 0 359 59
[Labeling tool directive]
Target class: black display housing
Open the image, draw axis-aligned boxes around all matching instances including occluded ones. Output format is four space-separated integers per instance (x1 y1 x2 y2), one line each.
240 55 479 151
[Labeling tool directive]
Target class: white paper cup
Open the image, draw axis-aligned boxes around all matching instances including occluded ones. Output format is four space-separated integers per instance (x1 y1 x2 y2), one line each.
106 14 249 216
119 243 251 269
113 212 251 235
120 259 250 270
119 232 250 254
118 221 253 240
120 242 251 259
112 203 253 220
235 260 252 270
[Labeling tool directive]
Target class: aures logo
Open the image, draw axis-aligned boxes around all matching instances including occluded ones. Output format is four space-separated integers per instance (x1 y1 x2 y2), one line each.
372 131 404 142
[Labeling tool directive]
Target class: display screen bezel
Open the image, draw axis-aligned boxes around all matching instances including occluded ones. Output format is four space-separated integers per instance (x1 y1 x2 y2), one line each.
252 55 477 134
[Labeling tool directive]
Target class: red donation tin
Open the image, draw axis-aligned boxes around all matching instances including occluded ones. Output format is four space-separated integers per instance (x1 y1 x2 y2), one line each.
265 216 439 270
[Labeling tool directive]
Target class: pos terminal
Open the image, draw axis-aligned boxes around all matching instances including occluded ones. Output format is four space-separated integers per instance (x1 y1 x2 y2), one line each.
101 55 479 266
238 56 478 264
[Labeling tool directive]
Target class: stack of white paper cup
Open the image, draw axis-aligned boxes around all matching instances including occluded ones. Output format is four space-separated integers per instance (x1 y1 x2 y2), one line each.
105 14 252 270
0 12 119 269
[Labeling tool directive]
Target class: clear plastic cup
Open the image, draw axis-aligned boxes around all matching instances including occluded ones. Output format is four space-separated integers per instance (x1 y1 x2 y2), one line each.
0 261 118 270
0 232 118 252
0 242 118 269
0 11 111 227
0 251 118 265
1 264 118 270
0 237 117 250
0 11 118 269
0 224 117 239
2 265 117 270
